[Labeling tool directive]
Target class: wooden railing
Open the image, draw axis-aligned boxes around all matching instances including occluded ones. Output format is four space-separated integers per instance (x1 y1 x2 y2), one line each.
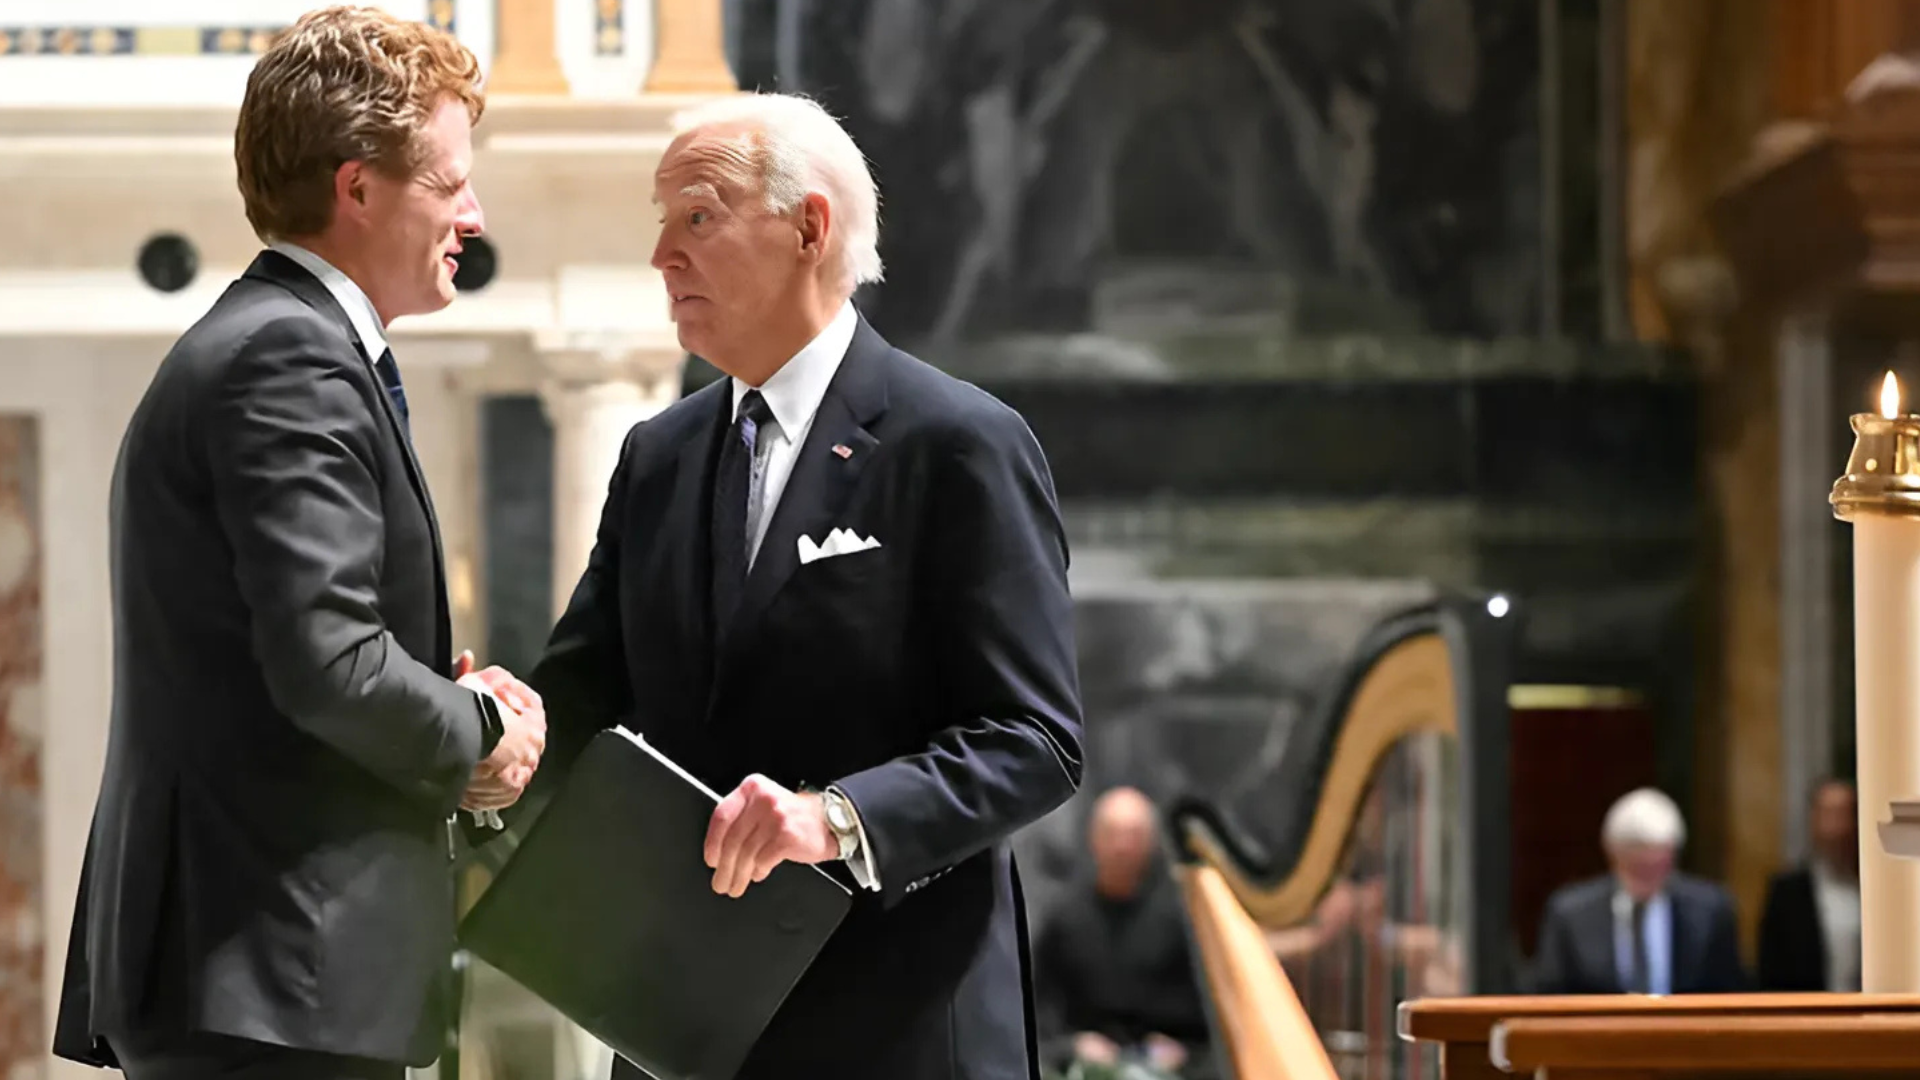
1399 994 1920 1079
1180 864 1339 1080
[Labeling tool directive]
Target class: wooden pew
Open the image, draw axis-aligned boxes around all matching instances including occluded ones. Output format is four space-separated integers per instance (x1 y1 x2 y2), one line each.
1491 1013 1920 1079
1398 995 1920 1079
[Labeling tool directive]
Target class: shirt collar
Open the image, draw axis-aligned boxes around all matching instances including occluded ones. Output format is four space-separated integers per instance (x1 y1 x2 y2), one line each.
270 241 388 362
1612 887 1668 918
731 299 858 436
1812 860 1858 894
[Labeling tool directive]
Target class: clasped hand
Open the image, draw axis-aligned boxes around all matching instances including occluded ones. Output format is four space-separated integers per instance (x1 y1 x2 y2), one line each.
703 774 837 898
452 650 546 812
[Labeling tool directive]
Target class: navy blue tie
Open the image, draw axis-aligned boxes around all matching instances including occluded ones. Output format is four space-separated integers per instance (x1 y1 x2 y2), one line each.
375 347 410 439
711 390 772 636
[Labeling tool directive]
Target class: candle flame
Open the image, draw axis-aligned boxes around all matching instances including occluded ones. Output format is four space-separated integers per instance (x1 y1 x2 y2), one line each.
1885 371 1903 419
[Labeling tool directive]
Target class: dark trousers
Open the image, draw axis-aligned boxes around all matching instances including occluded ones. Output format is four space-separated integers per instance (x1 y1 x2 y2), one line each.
107 1029 406 1080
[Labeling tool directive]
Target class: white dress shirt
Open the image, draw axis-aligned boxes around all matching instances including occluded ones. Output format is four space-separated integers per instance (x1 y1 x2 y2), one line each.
725 299 881 891
1812 861 1862 991
730 298 859 568
1611 888 1673 995
270 242 506 827
270 242 388 362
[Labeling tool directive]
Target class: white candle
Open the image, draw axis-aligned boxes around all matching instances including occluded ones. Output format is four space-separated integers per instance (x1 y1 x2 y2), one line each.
1836 372 1920 991
1852 511 1920 991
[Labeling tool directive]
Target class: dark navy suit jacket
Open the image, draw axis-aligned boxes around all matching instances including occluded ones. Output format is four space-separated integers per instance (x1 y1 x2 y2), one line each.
525 314 1086 1080
1529 872 1749 995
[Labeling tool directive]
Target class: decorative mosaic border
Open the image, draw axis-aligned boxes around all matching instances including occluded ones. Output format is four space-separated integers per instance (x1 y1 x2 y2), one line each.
428 0 457 36
0 11 461 57
595 0 624 56
0 25 282 56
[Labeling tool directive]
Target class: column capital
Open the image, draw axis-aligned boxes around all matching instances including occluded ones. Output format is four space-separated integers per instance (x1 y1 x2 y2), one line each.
534 331 687 396
539 338 687 617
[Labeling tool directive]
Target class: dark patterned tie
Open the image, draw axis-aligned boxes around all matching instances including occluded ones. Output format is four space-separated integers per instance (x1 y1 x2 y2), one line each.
1628 900 1652 993
711 390 772 636
375 347 410 440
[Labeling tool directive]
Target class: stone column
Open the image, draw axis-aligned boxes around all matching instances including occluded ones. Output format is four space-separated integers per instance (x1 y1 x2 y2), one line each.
538 342 686 618
646 0 737 93
1778 307 1835 863
532 344 681 1080
490 0 569 94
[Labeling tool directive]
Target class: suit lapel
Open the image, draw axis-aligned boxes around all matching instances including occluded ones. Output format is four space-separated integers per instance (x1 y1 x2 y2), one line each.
665 383 731 701
243 251 454 667
716 318 891 666
1669 886 1701 992
1582 889 1624 992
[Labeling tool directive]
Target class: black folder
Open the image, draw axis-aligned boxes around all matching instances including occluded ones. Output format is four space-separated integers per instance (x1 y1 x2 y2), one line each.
458 728 852 1080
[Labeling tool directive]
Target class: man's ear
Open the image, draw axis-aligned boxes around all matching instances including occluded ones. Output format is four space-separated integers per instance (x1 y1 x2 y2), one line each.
332 160 371 221
798 192 832 266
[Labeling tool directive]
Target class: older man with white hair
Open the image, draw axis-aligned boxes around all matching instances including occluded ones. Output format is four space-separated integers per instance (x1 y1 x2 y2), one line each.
517 92 1085 1080
1529 787 1748 995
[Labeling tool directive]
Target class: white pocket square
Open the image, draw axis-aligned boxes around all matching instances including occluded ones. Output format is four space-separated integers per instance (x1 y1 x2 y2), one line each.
798 527 882 565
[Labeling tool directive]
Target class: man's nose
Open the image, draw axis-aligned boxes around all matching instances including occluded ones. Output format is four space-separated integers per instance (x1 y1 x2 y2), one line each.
651 227 684 271
458 185 485 236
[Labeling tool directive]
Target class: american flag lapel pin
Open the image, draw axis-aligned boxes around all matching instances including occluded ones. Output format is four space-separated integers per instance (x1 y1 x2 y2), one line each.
831 443 853 460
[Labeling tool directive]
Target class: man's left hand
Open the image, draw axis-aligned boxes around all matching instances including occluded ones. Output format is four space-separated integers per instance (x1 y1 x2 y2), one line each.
1144 1033 1188 1073
704 774 836 897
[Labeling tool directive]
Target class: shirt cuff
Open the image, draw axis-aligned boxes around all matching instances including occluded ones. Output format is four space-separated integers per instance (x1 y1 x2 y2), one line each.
472 686 506 757
828 785 881 891
468 688 505 830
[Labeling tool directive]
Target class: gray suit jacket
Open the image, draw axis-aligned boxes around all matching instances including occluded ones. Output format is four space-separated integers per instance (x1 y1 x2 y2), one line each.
54 250 499 1069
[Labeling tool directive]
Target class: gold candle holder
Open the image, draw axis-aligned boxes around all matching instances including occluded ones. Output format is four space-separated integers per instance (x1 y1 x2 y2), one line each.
1833 391 1920 521
1832 371 1920 992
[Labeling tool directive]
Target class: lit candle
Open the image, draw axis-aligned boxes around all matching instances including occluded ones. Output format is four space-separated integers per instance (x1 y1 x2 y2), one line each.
1832 371 1920 992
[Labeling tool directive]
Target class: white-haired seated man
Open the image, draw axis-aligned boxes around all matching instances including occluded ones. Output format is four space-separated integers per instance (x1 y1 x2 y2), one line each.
1529 788 1748 995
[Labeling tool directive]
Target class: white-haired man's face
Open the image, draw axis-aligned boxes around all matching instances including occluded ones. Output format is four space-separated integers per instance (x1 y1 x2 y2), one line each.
650 125 832 377
1608 841 1676 902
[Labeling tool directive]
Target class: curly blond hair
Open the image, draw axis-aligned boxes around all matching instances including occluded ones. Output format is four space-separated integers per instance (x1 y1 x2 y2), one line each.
234 5 485 242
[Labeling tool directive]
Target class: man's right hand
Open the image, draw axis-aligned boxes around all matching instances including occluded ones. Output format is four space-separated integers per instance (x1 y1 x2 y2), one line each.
1073 1032 1120 1067
454 653 546 811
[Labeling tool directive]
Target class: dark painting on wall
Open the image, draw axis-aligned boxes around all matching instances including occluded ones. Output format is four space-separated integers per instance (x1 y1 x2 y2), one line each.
1014 577 1436 922
724 0 1542 349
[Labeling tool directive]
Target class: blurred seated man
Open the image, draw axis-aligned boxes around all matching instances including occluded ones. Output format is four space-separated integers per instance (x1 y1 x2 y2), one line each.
1034 786 1212 1079
1758 778 1861 991
1530 787 1747 995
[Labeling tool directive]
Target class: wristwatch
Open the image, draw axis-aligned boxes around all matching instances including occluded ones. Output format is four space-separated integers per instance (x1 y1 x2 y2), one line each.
820 787 861 862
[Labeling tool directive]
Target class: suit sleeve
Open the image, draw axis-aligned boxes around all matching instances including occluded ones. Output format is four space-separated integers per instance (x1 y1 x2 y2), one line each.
1030 906 1077 1068
526 424 639 790
204 318 487 817
1755 874 1788 991
1527 899 1574 994
833 405 1085 906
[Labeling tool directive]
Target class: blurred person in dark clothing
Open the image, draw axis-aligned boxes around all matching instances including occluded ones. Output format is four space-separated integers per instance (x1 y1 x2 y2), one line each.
1759 779 1861 992
1530 788 1747 995
1034 786 1213 1079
